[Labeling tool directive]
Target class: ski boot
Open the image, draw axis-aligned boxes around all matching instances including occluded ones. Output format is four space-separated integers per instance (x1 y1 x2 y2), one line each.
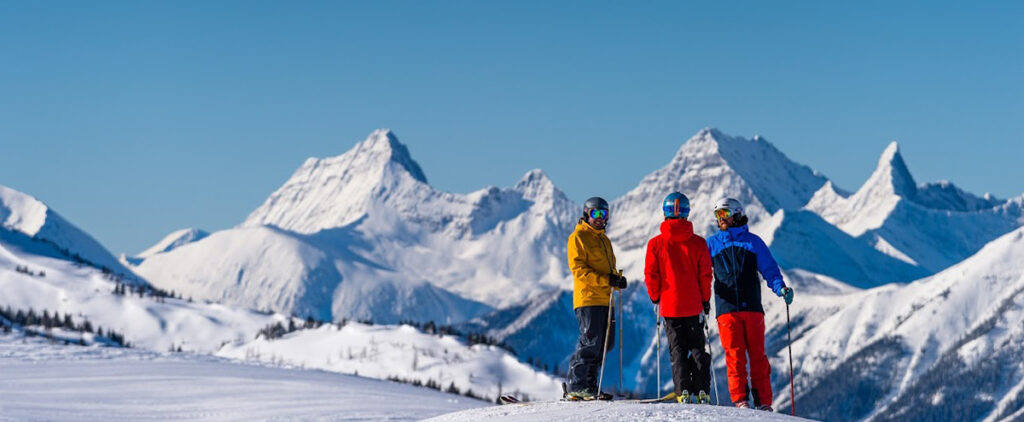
677 390 691 404
756 404 774 412
697 390 711 404
565 390 613 401
734 401 750 409
565 390 595 401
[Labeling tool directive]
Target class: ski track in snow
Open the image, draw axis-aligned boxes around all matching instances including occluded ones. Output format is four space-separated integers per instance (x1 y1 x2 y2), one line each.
0 336 485 421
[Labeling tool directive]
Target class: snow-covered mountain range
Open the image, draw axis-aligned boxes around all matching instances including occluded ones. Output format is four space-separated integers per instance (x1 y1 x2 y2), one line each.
131 129 577 323
131 128 1023 326
804 141 1023 273
3 127 1021 421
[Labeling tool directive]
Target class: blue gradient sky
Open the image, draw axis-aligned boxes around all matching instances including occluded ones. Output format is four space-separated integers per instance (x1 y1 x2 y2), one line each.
1 1 1021 255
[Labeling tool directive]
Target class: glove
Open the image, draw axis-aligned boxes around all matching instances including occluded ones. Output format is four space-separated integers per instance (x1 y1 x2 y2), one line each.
779 286 794 305
702 301 711 315
609 274 628 289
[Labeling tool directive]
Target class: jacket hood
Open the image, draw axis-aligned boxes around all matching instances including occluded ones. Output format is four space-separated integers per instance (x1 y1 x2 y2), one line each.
659 218 694 241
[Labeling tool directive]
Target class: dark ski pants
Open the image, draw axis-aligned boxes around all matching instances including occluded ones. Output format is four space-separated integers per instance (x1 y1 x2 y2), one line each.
567 305 615 394
665 315 711 397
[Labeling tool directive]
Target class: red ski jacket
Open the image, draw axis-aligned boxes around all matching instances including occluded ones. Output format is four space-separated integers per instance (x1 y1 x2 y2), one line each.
644 219 713 318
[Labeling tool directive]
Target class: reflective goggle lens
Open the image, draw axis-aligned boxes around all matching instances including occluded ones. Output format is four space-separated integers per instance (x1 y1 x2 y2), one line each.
715 208 733 219
589 209 609 219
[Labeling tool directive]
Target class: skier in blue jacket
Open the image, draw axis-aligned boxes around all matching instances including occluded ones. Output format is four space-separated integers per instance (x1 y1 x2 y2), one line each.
706 198 794 411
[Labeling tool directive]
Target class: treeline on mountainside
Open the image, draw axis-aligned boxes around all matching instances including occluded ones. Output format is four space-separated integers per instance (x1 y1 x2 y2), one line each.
0 305 130 347
385 375 494 403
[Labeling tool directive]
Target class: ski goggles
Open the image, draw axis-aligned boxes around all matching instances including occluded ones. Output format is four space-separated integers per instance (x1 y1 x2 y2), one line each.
588 208 609 220
715 208 734 220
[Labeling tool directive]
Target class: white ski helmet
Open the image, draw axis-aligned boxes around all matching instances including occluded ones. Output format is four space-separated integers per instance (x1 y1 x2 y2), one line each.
713 198 744 219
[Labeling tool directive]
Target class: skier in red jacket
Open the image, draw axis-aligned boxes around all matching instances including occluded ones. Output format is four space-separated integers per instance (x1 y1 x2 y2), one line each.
644 192 714 404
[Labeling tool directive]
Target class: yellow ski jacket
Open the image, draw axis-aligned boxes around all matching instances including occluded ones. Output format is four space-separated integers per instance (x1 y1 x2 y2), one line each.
567 218 618 309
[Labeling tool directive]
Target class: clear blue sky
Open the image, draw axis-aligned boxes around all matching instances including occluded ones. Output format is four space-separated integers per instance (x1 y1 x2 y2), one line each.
1 1 1021 255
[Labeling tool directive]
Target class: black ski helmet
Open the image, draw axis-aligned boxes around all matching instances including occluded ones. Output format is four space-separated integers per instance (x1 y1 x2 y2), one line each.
583 196 609 218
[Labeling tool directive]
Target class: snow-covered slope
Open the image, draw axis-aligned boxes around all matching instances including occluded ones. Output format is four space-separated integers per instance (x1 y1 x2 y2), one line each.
134 130 578 322
0 184 136 279
805 142 1022 272
0 227 285 353
0 335 485 422
218 321 564 402
130 224 492 323
754 209 928 288
782 226 1024 422
427 401 812 422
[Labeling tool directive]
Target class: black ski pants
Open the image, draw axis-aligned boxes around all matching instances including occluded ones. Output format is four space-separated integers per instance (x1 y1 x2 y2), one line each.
665 315 711 396
567 305 615 394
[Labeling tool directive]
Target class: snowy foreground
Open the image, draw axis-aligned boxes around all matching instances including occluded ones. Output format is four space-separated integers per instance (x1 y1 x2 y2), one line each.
0 336 485 421
0 335 813 422
427 401 814 422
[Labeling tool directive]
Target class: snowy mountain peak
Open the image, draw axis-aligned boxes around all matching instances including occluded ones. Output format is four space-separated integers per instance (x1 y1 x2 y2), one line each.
610 128 828 253
674 127 723 157
513 169 566 203
241 130 433 233
695 126 726 140
135 228 209 259
871 141 918 198
352 128 428 184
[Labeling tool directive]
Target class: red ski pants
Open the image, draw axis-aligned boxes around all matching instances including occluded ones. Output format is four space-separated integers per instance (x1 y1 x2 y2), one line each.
717 311 773 406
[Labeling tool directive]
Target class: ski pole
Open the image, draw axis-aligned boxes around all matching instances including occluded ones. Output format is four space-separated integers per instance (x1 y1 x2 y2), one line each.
704 318 721 406
597 290 615 397
618 288 623 395
655 304 661 397
786 303 796 416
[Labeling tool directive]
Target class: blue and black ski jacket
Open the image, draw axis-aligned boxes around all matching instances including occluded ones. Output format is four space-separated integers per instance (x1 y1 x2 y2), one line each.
706 225 786 316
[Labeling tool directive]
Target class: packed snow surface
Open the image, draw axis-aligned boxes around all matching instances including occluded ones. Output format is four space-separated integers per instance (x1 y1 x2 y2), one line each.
0 335 485 421
426 400 815 422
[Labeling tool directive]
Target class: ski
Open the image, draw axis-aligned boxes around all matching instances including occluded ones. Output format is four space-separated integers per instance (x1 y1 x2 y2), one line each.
498 395 522 405
628 392 678 404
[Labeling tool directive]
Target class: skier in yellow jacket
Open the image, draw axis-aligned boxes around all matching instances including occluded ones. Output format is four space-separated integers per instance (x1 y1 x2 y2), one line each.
565 196 627 400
